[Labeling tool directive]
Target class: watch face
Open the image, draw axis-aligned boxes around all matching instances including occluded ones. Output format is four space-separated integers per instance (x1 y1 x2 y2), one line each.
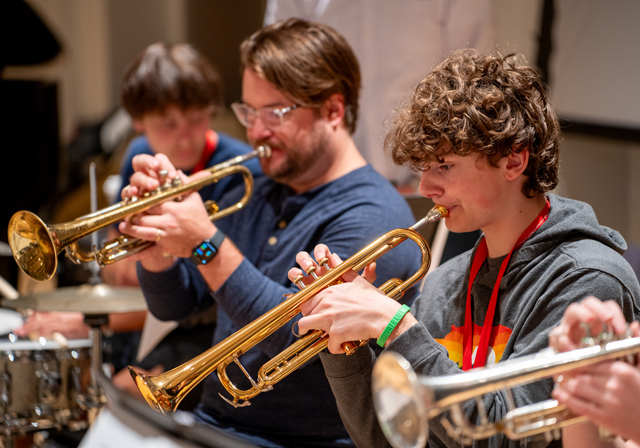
191 231 224 266
193 241 218 264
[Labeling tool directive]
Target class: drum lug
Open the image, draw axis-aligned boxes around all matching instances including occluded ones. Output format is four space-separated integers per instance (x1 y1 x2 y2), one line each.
0 372 10 409
36 360 61 406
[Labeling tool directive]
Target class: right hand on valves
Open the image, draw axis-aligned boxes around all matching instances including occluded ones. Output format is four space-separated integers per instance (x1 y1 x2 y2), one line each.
287 244 417 354
118 153 216 270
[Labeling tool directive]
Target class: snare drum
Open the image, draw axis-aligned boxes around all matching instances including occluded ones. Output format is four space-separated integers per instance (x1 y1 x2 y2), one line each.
0 338 92 434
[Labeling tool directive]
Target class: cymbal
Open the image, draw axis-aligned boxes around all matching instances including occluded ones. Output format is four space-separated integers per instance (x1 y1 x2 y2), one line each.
1 284 148 314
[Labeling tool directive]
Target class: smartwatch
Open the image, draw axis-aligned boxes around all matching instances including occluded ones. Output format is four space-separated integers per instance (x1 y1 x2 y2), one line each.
190 230 225 266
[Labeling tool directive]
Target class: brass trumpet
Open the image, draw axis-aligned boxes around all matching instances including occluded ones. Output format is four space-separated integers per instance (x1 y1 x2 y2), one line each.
8 145 271 282
372 334 640 447
129 204 448 413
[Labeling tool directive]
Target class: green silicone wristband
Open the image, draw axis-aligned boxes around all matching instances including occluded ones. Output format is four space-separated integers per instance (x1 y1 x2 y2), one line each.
376 304 411 348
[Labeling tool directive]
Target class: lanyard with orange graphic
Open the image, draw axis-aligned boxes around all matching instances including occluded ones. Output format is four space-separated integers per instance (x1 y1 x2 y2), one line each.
462 199 550 371
191 129 217 174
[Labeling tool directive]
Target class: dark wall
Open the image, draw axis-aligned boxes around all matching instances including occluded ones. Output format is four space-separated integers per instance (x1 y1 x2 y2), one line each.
0 81 60 286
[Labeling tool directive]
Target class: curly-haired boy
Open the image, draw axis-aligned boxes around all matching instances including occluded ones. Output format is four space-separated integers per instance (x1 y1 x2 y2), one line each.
290 49 640 448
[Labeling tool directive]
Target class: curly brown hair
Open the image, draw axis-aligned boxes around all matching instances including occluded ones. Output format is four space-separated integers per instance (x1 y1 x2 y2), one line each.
240 18 360 135
386 49 560 197
121 43 222 119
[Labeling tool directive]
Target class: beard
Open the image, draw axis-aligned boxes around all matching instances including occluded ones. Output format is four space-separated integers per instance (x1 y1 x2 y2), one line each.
258 123 331 185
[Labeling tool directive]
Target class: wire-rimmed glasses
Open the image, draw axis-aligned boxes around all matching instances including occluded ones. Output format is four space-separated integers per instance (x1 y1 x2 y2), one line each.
231 102 299 129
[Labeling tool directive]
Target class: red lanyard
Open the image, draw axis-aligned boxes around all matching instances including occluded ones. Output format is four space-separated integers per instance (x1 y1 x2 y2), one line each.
462 199 550 371
191 129 217 174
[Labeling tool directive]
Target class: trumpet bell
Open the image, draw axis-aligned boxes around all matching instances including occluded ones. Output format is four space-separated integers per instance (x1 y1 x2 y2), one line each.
8 210 57 282
128 367 172 414
372 351 429 448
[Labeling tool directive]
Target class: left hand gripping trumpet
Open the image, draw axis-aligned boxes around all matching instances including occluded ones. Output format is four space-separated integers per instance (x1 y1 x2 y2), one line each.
128 204 448 413
8 145 270 282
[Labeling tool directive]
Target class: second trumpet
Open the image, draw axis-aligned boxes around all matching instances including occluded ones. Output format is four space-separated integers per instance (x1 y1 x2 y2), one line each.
129 204 448 413
8 145 270 282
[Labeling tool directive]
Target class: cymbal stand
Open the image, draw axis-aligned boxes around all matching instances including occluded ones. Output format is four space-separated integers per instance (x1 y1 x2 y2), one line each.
83 313 108 423
82 163 108 422
88 162 102 287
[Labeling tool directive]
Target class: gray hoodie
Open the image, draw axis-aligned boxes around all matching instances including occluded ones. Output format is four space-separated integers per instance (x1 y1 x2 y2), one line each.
320 194 640 448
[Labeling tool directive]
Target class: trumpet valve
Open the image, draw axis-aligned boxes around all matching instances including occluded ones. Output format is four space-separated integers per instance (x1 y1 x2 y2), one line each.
293 275 306 289
318 257 331 271
159 170 168 187
305 265 319 280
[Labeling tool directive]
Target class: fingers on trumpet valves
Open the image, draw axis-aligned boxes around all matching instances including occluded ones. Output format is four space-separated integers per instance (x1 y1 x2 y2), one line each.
578 319 625 348
158 170 168 187
547 326 563 348
157 169 181 190
287 265 305 287
305 265 319 280
579 322 596 346
295 250 317 272
312 243 334 265
317 257 331 271
122 184 141 203
290 260 331 289
599 319 615 341
290 251 319 286
293 275 306 289
288 249 337 289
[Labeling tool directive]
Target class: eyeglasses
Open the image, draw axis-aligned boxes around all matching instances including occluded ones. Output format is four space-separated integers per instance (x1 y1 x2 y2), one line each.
231 102 299 129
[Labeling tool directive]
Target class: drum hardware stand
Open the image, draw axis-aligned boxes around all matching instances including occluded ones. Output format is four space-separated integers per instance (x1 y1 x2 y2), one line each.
83 313 108 424
76 163 108 424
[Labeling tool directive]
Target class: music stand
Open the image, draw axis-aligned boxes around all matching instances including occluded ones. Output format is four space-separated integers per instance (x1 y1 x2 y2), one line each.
79 372 258 448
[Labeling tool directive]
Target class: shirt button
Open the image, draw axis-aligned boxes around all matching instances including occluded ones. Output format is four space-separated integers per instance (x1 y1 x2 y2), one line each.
278 220 287 229
268 236 278 246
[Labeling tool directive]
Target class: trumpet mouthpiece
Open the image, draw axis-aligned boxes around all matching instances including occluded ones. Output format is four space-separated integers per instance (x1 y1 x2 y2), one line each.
258 145 272 158
411 204 448 233
430 204 448 220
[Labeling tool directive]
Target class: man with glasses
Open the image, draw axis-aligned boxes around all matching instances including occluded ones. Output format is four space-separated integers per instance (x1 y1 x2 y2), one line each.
118 18 422 448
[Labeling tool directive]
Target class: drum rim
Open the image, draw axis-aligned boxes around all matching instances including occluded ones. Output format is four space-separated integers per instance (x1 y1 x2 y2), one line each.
0 338 92 351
